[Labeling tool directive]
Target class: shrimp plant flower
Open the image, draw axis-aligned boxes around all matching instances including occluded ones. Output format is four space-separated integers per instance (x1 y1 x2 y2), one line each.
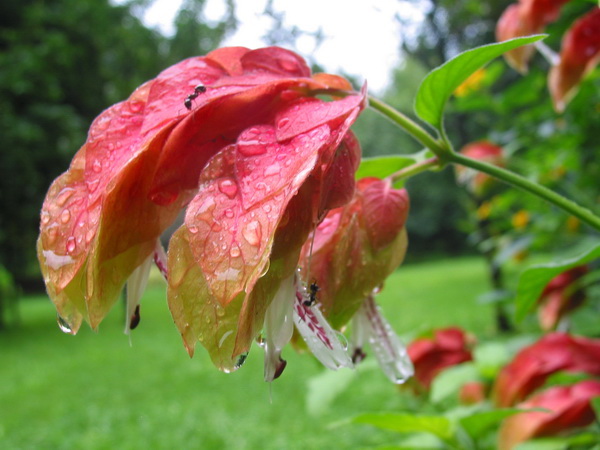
37 46 413 383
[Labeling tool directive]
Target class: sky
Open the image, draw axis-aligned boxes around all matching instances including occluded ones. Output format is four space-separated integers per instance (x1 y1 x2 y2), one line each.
131 0 425 94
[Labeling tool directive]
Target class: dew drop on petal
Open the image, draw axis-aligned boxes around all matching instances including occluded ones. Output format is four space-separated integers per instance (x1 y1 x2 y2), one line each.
92 159 102 173
56 187 75 207
224 209 234 219
277 117 290 130
230 245 241 258
188 225 199 234
242 221 261 247
41 211 51 225
66 236 76 254
60 209 71 224
218 178 238 199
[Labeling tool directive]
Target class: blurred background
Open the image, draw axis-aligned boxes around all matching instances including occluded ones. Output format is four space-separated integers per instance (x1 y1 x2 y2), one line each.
1 0 598 448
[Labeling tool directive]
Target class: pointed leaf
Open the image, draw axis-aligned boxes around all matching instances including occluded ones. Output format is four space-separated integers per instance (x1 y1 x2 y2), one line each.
415 35 546 131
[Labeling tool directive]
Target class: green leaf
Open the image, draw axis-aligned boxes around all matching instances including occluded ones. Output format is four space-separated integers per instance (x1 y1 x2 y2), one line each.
352 413 453 441
514 241 600 322
459 408 524 440
414 35 546 131
430 363 479 404
355 150 433 187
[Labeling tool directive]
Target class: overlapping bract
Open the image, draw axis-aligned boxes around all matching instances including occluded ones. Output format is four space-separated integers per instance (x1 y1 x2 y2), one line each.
297 178 413 383
493 332 600 407
496 0 571 73
549 8 600 112
37 46 366 372
496 2 600 111
498 380 600 450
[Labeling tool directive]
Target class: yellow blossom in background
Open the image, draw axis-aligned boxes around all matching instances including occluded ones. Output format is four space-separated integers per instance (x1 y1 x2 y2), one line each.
454 68 487 97
512 210 530 230
477 201 493 220
566 216 580 233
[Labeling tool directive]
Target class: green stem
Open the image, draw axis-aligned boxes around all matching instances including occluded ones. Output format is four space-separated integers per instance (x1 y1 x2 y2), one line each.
389 157 440 183
368 96 450 159
450 152 600 232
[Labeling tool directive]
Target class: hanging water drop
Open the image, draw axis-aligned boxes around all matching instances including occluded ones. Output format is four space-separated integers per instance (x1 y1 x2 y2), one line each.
66 236 76 253
57 314 73 334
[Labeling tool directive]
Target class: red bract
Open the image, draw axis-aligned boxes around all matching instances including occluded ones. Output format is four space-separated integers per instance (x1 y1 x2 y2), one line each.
493 333 600 407
456 141 504 197
496 0 571 72
38 46 366 373
407 327 474 390
549 7 600 112
537 266 588 331
296 178 413 383
498 380 600 450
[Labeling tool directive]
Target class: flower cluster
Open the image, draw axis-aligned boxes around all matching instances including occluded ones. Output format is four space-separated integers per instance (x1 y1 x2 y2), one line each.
38 47 413 382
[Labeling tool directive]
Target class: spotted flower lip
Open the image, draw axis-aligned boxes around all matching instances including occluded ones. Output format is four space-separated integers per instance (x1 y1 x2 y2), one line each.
37 46 366 373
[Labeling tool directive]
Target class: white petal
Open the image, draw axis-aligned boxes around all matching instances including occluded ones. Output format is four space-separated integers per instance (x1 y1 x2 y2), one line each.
124 253 153 335
263 275 296 382
293 284 354 371
356 295 414 384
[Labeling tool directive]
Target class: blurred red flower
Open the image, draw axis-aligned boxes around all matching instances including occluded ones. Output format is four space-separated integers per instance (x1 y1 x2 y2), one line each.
549 7 600 112
498 380 600 449
493 333 600 407
537 266 588 331
456 141 504 197
407 327 474 390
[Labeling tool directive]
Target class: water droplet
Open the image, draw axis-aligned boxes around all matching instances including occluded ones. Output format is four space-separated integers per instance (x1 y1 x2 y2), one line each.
60 209 71 224
224 209 234 219
242 221 261 247
56 187 75 207
277 117 290 130
57 314 73 334
218 179 238 199
262 204 272 213
41 211 51 225
66 236 76 254
230 245 241 258
86 179 100 193
237 128 268 156
46 224 59 244
129 101 144 113
263 162 281 177
92 159 102 173
188 225 199 234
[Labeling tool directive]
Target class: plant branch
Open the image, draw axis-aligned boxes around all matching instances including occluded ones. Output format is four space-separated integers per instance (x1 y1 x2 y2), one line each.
449 152 600 232
368 96 450 160
388 157 440 184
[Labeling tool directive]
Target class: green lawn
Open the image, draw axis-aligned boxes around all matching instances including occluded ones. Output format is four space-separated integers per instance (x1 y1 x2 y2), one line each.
0 256 494 449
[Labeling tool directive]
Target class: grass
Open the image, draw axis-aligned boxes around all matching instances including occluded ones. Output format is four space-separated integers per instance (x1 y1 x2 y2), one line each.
0 256 494 449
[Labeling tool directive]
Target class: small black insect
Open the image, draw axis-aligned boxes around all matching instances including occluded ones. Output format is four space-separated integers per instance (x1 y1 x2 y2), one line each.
183 83 207 110
129 304 141 330
303 281 319 306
